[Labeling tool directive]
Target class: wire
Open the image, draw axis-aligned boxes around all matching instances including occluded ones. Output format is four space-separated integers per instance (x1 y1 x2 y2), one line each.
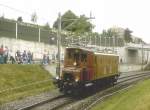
0 3 49 23
0 3 30 15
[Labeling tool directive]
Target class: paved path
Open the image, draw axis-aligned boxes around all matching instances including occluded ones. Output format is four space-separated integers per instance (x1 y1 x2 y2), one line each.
43 64 57 77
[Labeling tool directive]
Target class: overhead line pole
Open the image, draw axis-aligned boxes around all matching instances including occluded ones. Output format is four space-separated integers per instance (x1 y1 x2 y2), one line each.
57 12 61 78
141 42 144 71
16 22 18 39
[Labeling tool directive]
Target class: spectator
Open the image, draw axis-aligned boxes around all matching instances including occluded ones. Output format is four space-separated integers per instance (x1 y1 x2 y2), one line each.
3 46 9 64
0 45 4 55
27 51 32 64
22 50 27 64
15 50 22 64
9 50 15 64
31 52 33 62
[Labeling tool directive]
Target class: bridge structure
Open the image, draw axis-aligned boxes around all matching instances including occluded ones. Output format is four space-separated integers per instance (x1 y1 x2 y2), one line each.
119 43 150 64
125 43 150 51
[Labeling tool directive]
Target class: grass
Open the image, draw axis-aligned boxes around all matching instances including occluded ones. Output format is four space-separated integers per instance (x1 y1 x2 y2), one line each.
0 64 55 105
91 79 150 110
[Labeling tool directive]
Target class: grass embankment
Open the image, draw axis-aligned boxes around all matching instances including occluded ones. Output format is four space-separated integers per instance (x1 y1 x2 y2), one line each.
92 79 150 110
0 64 55 105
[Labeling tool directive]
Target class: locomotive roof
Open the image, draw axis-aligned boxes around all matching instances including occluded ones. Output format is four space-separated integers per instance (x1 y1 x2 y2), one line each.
66 47 119 56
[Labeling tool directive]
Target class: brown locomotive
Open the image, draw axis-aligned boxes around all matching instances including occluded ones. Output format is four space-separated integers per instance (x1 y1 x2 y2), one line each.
55 47 119 94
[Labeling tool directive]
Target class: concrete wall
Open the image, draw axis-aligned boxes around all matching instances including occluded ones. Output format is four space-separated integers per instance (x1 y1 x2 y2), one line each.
0 37 64 60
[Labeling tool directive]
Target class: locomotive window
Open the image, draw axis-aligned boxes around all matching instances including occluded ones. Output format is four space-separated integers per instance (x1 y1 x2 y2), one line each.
81 53 87 62
68 51 72 58
74 52 80 61
67 49 73 59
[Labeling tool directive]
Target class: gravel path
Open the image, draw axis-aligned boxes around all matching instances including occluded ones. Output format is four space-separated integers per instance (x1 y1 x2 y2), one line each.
0 90 61 110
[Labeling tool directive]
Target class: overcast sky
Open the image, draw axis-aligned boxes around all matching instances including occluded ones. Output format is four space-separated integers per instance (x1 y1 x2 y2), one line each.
0 0 150 43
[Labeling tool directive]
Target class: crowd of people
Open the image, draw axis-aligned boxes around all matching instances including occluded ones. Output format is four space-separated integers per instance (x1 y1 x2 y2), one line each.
14 50 33 64
0 45 64 65
0 45 33 64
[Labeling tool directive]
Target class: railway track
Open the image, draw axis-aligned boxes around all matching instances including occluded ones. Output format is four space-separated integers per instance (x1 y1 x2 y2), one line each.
17 94 75 110
59 71 150 110
16 71 150 110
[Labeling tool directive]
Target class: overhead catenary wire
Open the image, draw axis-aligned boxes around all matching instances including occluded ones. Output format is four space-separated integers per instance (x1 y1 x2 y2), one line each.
0 3 50 23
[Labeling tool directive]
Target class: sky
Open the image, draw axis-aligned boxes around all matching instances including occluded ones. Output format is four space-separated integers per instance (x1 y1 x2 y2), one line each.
0 0 150 43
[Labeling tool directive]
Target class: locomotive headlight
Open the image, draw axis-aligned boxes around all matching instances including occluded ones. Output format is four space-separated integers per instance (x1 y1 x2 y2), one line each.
75 77 79 82
73 62 77 66
56 76 59 80
75 78 79 82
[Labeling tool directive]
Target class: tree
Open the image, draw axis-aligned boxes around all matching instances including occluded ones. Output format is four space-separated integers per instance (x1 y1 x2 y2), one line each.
43 22 51 30
53 10 78 29
69 15 93 34
31 12 38 23
124 28 133 43
53 10 93 33
17 16 23 22
101 28 118 38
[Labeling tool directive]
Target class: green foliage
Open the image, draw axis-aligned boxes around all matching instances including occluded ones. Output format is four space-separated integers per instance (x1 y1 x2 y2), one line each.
43 22 51 30
101 29 118 38
124 28 133 43
53 10 77 30
53 10 93 34
71 15 93 34
17 16 23 22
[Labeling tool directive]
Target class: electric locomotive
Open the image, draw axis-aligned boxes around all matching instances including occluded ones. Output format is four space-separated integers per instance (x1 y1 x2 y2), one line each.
55 47 119 94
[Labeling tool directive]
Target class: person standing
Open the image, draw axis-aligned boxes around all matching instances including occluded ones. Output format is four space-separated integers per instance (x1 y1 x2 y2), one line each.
22 50 27 64
27 51 32 64
9 50 15 64
4 46 9 64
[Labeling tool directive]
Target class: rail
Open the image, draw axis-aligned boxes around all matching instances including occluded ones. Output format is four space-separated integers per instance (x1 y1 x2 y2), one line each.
8 71 150 110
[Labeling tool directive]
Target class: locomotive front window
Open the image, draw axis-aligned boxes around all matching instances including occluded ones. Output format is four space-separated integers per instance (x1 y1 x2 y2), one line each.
81 53 87 62
74 52 80 61
66 49 87 66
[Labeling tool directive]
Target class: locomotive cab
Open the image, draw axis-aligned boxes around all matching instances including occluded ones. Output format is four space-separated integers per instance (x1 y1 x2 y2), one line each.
57 47 91 93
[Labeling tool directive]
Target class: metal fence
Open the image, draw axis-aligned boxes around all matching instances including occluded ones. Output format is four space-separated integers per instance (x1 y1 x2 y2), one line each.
0 18 124 47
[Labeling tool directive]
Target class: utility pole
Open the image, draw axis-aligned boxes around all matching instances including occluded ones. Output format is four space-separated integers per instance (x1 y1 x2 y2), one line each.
57 12 61 78
141 42 144 71
16 22 18 39
89 11 95 45
99 35 101 47
38 28 41 42
112 36 115 53
95 36 96 46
